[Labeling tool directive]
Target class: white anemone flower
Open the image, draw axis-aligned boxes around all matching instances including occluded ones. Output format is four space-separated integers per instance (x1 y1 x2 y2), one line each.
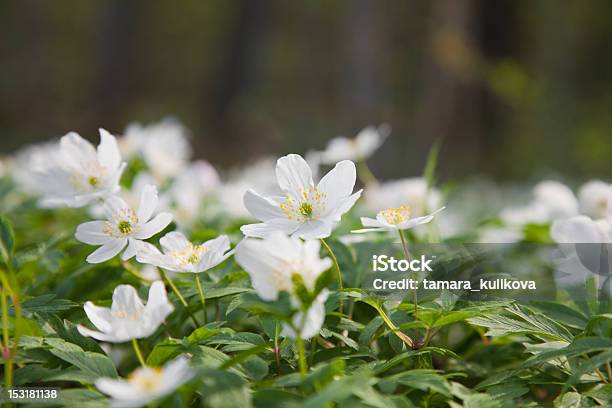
75 185 173 263
95 355 192 408
77 281 174 343
281 291 329 340
352 206 445 233
235 232 332 339
578 180 612 219
169 160 220 227
318 124 390 164
364 177 442 218
501 180 578 226
28 129 125 208
240 154 362 240
121 119 191 182
136 231 233 273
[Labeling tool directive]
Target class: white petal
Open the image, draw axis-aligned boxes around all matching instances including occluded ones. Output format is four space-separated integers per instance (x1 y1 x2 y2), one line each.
145 281 174 325
134 213 173 239
121 238 142 260
159 231 190 253
397 206 445 230
59 132 97 170
75 221 109 245
137 185 159 223
83 301 113 333
240 218 297 238
275 154 313 193
317 160 357 206
551 216 604 243
105 196 131 220
243 189 283 221
136 242 177 270
77 325 121 342
323 190 362 221
97 129 122 171
235 239 283 301
86 238 127 263
360 217 382 228
351 227 389 234
293 220 332 240
112 284 145 316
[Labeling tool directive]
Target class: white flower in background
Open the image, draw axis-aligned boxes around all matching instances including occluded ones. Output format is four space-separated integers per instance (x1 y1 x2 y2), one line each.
501 180 578 226
121 119 191 182
240 154 362 239
96 356 192 408
137 231 233 273
352 206 445 233
318 124 390 164
364 177 442 218
77 281 174 343
578 180 612 219
551 215 612 243
235 232 332 339
214 157 280 218
169 160 219 227
75 185 173 263
25 130 125 208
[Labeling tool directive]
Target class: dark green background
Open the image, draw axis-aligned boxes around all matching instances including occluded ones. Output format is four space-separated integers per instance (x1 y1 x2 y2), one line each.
2 1 612 181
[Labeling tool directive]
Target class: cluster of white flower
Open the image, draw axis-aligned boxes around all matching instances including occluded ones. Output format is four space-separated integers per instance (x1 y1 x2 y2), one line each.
9 120 448 406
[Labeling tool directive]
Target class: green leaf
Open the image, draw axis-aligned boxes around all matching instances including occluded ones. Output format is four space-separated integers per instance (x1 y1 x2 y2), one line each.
22 294 78 316
44 337 117 379
380 369 452 397
522 337 612 368
0 215 15 264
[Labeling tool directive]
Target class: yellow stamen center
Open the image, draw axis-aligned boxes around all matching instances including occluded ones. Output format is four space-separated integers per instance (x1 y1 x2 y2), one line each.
380 205 411 225
279 186 327 222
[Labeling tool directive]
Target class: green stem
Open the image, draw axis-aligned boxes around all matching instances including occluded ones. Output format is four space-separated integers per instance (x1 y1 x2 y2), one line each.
320 238 343 315
159 269 200 327
274 322 281 375
296 334 307 376
132 339 146 367
373 303 415 349
1 282 12 389
194 274 207 324
357 160 378 186
122 261 153 283
398 230 419 339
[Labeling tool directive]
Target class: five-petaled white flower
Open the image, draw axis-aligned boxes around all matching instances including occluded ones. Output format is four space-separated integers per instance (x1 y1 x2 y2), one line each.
75 185 173 263
95 355 192 408
352 205 445 233
136 231 233 273
29 129 126 208
77 281 174 343
318 124 390 164
240 154 362 240
235 232 331 339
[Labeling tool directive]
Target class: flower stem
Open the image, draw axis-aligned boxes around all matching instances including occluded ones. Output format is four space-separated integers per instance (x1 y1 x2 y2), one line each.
132 339 146 367
274 322 281 375
357 160 377 186
159 269 200 327
1 282 12 389
194 274 207 324
296 334 307 376
373 302 415 349
122 261 153 283
320 238 343 314
398 230 419 339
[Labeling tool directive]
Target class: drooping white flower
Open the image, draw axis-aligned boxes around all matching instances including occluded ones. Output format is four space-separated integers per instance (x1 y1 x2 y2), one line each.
578 180 612 219
137 231 233 273
75 185 173 263
25 130 125 208
77 281 174 343
364 177 442 218
282 290 329 340
95 355 192 408
235 232 332 339
318 124 390 164
121 119 191 182
240 154 362 240
501 180 578 226
352 206 445 233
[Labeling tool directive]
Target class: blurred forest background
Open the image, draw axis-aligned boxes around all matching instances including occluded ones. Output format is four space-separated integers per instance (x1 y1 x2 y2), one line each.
2 0 612 181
